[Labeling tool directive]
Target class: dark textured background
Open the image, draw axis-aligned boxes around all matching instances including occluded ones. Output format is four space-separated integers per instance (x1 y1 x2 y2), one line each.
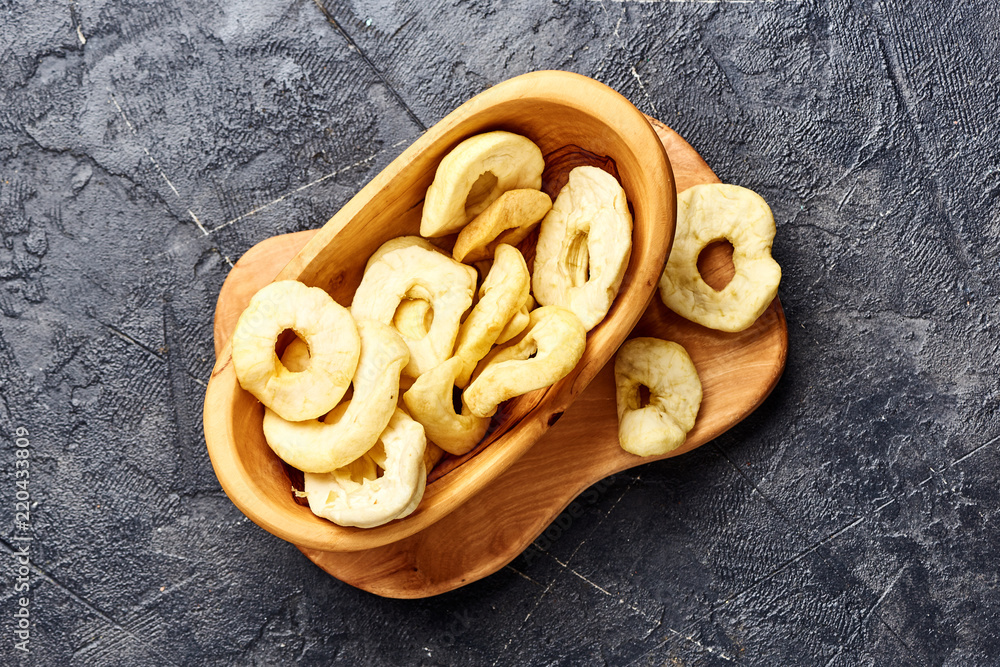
1 0 999 664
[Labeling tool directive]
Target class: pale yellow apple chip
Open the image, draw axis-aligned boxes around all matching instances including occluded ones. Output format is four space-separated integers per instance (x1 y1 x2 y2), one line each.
262 320 409 473
658 183 781 332
403 356 491 456
452 243 531 387
532 166 632 331
302 408 427 528
452 189 552 263
367 436 427 520
367 237 444 344
464 305 586 418
352 243 477 377
231 280 360 422
614 337 702 457
365 235 442 274
421 131 545 238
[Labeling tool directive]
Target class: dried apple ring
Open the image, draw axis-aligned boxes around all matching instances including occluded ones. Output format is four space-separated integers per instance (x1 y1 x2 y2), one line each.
403 356 491 455
658 183 781 332
366 237 445 344
365 235 441 273
614 337 702 457
452 189 552 263
532 166 632 331
366 437 427 519
452 243 531 387
464 305 586 418
420 131 545 238
352 243 477 378
302 408 427 528
262 320 409 473
393 462 427 520
231 280 360 422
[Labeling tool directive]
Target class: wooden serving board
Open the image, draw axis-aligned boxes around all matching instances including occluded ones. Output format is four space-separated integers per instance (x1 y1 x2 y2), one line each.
212 118 787 598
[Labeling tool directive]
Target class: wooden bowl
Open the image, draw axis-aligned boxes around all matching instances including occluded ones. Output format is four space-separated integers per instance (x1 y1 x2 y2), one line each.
203 70 676 552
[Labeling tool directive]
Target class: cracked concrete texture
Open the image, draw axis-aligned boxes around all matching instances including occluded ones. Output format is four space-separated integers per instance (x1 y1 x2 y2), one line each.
1 0 998 664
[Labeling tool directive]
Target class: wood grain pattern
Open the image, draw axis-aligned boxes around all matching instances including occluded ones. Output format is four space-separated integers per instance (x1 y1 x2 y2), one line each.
203 71 676 554
211 117 787 598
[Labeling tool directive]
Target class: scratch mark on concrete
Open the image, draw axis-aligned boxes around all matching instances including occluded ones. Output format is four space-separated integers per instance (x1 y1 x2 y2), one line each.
109 93 209 236
208 136 415 234
951 432 1000 467
835 181 858 213
629 66 660 115
567 567 662 626
623 626 737 665
70 0 87 45
147 573 199 602
94 317 207 388
564 474 640 565
822 565 907 667
725 514 867 603
597 1 661 115
0 536 180 666
504 564 545 588
492 479 659 661
722 428 998 606
873 497 898 513
666 627 736 662
310 0 427 131
878 615 912 650
491 578 556 666
99 319 164 360
713 441 804 533
212 247 235 269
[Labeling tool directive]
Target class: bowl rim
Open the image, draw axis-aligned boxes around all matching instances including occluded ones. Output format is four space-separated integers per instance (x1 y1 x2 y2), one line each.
203 69 676 552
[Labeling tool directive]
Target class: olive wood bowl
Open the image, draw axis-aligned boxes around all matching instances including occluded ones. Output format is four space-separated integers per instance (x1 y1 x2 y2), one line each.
203 71 676 552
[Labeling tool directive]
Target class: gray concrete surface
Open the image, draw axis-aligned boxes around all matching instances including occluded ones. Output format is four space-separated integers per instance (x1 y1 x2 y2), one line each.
1 0 998 664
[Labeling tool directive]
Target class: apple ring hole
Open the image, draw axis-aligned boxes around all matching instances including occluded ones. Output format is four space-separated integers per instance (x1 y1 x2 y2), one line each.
637 383 652 409
275 329 306 370
392 297 434 339
697 239 736 291
565 231 590 286
465 170 500 217
368 442 387 480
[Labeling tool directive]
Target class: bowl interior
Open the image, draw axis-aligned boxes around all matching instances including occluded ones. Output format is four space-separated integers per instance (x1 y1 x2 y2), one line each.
205 71 675 552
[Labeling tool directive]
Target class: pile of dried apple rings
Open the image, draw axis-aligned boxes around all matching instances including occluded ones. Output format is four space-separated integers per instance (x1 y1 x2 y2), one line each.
231 131 634 527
